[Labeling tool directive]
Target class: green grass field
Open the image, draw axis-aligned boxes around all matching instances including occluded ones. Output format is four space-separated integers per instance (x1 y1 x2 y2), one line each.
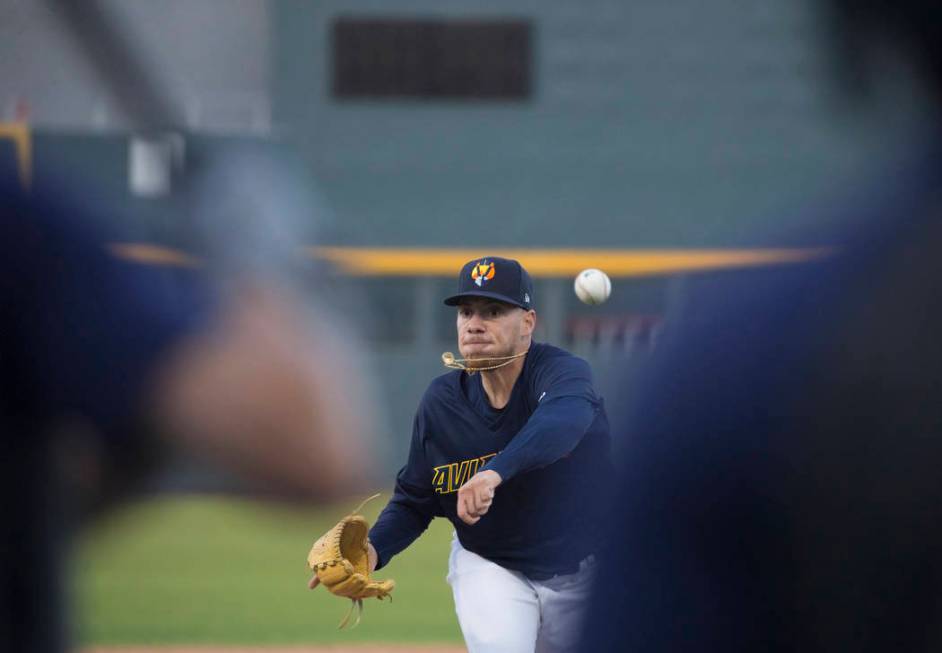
72 493 463 646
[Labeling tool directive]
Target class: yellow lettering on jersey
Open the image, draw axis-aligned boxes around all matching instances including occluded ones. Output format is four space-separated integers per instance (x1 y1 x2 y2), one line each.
432 464 455 494
432 452 497 494
454 459 472 489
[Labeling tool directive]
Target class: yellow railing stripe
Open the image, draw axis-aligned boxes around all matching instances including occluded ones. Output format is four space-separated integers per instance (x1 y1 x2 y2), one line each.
109 243 201 268
111 244 831 277
0 122 32 189
309 247 832 277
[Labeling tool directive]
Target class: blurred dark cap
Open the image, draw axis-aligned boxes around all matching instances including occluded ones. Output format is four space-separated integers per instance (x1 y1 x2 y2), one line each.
827 0 942 97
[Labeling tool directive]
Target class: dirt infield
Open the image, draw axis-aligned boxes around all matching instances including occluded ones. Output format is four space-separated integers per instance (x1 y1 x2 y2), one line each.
82 646 466 653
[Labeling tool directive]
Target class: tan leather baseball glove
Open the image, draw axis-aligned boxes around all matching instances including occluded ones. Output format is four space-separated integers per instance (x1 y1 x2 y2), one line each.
306 495 394 628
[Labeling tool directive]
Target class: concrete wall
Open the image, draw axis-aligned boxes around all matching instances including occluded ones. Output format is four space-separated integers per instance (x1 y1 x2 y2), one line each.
273 0 929 250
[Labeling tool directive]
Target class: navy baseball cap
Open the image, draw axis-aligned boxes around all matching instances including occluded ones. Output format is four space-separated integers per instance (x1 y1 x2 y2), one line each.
443 256 534 310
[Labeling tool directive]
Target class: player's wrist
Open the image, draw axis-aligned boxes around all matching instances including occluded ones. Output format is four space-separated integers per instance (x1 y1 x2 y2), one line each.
367 542 378 571
481 462 511 485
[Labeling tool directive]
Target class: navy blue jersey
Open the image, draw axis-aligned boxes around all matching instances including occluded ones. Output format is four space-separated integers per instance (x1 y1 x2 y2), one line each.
369 342 612 580
579 142 942 652
0 181 211 653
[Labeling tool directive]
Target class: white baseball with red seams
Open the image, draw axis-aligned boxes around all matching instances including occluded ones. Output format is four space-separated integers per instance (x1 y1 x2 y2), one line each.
574 269 612 305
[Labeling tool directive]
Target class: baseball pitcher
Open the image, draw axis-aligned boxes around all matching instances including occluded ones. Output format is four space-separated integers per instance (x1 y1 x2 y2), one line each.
310 256 612 652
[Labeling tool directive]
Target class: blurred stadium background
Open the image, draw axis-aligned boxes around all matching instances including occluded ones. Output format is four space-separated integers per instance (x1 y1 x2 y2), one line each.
1 0 930 649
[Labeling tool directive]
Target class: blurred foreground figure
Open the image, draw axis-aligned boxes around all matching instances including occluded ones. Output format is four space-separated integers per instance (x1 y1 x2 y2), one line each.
581 1 942 651
0 181 374 652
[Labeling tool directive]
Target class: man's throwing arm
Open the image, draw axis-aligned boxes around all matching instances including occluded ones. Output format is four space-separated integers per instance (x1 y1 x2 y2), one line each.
481 357 600 483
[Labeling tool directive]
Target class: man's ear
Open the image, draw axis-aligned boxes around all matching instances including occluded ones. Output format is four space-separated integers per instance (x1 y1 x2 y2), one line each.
522 309 536 337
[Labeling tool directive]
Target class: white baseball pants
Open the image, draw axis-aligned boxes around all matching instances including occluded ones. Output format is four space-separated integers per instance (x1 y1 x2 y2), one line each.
446 534 595 653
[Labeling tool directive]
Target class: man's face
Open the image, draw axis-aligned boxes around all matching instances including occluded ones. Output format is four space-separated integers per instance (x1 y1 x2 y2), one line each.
456 297 535 363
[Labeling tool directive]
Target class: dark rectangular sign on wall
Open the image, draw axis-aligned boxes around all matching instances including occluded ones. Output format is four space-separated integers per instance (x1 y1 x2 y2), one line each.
331 18 532 99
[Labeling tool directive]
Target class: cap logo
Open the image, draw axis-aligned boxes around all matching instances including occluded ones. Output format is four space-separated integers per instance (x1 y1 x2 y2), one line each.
471 260 496 287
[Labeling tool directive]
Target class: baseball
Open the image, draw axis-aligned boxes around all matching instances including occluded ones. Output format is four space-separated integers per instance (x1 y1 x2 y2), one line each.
574 269 612 305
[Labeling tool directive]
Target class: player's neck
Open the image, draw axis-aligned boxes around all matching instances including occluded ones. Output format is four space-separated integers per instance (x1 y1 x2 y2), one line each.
480 353 526 410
